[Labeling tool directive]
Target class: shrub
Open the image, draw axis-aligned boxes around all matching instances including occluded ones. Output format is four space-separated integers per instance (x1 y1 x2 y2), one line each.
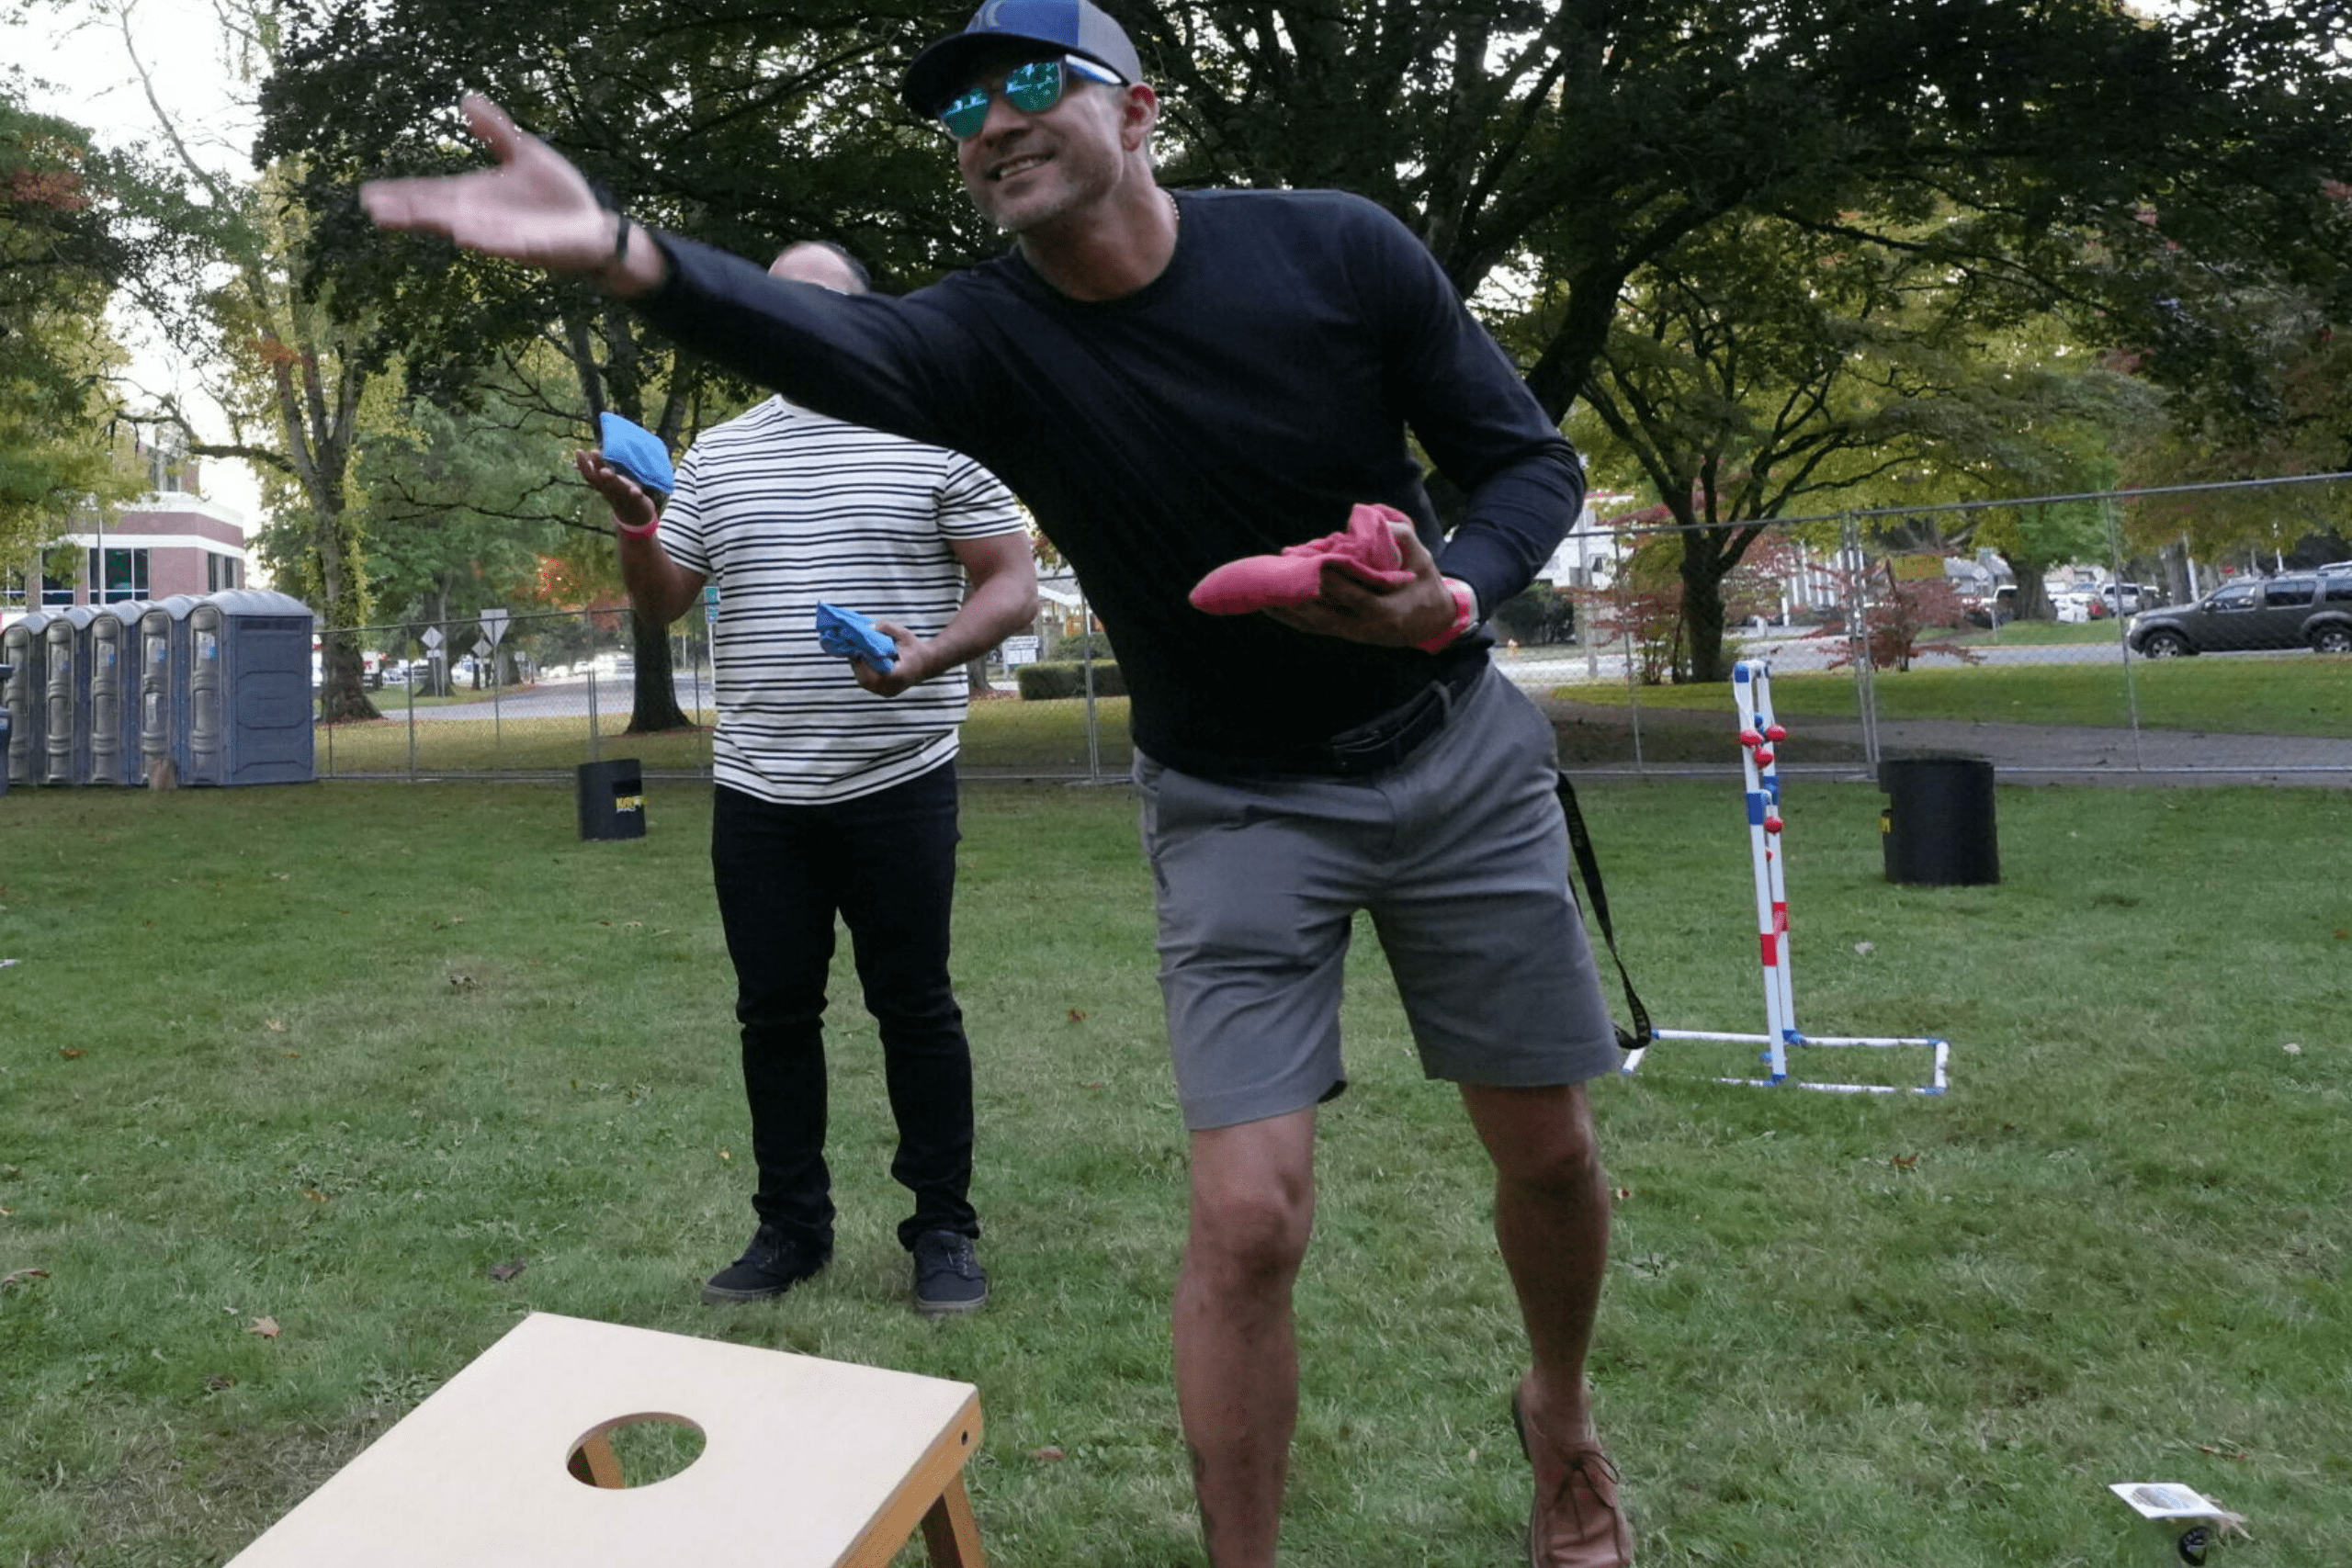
1015 660 1129 699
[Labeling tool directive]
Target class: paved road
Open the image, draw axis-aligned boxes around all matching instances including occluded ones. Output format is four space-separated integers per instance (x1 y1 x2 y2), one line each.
364 673 712 721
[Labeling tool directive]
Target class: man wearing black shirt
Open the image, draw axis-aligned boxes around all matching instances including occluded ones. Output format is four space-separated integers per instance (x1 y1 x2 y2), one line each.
364 4 1634 1562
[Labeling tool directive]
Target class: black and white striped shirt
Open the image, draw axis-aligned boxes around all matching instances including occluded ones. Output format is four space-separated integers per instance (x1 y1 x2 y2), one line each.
661 397 1025 804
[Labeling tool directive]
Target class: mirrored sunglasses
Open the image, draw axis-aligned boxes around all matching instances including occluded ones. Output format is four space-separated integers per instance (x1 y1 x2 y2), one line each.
938 55 1127 140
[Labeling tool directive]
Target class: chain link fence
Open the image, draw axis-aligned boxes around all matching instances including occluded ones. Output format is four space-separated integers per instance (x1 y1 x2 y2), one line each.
311 474 2352 787
1521 472 2351 783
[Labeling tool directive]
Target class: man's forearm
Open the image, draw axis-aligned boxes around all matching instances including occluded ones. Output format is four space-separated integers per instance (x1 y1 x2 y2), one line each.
922 570 1042 674
616 532 702 626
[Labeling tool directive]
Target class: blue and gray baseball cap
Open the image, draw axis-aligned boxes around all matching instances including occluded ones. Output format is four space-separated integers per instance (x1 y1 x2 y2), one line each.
901 0 1145 116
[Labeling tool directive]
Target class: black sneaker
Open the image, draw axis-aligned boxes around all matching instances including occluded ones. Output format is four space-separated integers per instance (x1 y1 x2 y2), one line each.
910 1230 989 1316
701 1225 831 1304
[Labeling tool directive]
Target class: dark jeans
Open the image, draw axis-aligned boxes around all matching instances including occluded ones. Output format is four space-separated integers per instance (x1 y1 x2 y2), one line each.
710 762 978 1253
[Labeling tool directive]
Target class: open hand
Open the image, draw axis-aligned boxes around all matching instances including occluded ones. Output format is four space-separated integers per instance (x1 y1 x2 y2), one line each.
361 95 616 276
573 451 658 534
1265 518 1459 647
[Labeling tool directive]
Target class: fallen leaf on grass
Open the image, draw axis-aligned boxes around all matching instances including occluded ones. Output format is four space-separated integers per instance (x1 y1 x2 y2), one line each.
489 1259 527 1282
2282 1043 2302 1055
302 1189 330 1203
718 1148 733 1164
1 1268 50 1291
59 1048 83 1059
1893 1154 1919 1170
1853 941 1875 955
247 1316 281 1338
1027 1447 1066 1461
203 1373 239 1392
265 1020 286 1032
1612 1187 1633 1202
1067 1009 1089 1023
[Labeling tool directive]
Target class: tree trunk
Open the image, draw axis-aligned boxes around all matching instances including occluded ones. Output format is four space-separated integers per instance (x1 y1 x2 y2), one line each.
318 625 379 723
1680 552 1731 684
623 610 692 732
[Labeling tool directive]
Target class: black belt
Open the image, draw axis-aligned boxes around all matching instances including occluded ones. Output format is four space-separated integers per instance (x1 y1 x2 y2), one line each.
1143 657 1488 783
1319 657 1484 777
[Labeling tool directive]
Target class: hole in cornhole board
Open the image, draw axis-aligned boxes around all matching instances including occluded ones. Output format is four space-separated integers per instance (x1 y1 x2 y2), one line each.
566 1413 707 1488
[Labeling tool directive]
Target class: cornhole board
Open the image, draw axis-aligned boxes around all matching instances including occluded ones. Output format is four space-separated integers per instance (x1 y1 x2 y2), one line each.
226 1311 985 1567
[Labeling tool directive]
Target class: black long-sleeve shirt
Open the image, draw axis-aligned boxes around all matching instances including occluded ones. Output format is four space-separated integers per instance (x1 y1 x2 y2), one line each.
639 186 1584 776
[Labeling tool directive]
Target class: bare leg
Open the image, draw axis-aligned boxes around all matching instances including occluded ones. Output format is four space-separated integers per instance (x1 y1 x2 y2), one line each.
1171 1107 1317 1568
1461 1082 1632 1564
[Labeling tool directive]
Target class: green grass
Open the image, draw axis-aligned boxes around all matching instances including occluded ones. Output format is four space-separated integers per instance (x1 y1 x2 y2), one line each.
1552 655 2352 738
1951 619 2124 649
4 779 2348 1564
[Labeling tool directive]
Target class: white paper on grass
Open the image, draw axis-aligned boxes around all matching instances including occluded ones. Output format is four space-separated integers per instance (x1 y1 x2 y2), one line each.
2109 1483 2241 1523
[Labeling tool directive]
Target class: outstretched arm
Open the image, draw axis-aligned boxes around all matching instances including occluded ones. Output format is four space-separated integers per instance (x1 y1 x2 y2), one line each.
360 96 668 298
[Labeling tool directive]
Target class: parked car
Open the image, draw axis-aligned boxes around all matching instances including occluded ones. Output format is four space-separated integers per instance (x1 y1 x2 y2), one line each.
2098 582 2156 615
2051 586 2100 623
2126 570 2352 657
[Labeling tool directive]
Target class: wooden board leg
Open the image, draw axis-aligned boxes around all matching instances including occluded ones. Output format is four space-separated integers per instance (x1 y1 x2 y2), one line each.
919 1472 985 1568
565 1432 623 1489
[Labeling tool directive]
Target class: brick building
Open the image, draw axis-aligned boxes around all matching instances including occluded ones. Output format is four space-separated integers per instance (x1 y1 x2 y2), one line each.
1 440 251 617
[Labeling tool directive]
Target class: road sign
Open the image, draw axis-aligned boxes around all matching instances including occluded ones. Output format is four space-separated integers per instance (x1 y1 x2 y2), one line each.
420 626 445 650
481 608 510 645
472 638 492 660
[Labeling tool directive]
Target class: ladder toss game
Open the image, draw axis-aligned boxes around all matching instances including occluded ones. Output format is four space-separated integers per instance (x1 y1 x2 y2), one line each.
1621 660 1951 1096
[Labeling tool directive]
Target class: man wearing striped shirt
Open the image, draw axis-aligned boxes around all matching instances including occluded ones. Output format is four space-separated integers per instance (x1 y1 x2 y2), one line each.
578 241 1038 1315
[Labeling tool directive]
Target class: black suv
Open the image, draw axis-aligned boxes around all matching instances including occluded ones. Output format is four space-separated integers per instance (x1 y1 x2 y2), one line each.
2126 570 2352 657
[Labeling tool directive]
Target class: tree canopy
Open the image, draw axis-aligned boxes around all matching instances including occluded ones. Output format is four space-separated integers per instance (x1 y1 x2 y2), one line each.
248 0 2352 675
0 81 152 563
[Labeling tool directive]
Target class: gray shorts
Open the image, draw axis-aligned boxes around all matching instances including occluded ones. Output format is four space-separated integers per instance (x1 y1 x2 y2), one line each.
1134 666 1624 1130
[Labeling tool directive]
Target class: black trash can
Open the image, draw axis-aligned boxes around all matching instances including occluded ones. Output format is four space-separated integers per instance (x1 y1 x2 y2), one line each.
576 758 646 840
1879 756 1998 886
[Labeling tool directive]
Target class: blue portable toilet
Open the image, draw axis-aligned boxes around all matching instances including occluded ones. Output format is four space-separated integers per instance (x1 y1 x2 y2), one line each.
1 611 51 789
137 596 198 785
186 590 316 786
41 605 97 785
86 601 150 785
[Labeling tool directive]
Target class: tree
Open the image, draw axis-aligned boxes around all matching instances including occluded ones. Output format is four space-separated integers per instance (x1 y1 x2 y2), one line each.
257 0 993 731
1565 211 2158 675
0 85 148 565
67 0 401 722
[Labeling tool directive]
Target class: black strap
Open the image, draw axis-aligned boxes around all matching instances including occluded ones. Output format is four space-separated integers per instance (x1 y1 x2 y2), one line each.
1554 770 1654 1051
